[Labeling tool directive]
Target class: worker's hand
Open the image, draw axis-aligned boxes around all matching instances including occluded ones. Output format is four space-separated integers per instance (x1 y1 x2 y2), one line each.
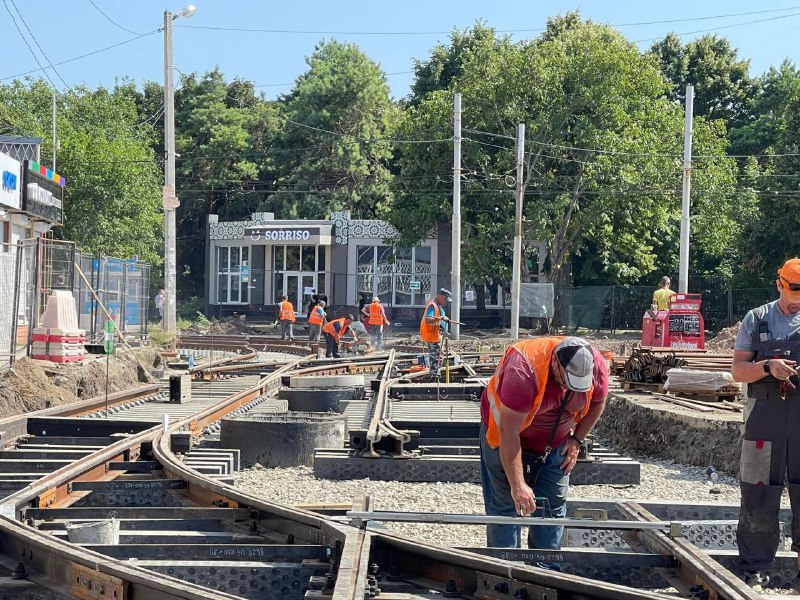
768 359 798 381
560 438 581 474
442 316 450 322
511 482 536 516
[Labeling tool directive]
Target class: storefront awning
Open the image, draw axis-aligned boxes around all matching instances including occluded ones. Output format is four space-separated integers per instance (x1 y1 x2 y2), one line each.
245 224 332 245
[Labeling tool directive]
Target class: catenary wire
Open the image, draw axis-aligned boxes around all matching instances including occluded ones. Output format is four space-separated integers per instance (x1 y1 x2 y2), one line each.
86 0 146 36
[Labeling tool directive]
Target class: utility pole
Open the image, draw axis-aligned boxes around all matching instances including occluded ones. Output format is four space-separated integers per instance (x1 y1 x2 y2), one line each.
163 9 178 333
451 93 461 340
678 84 694 294
510 123 525 340
51 93 57 171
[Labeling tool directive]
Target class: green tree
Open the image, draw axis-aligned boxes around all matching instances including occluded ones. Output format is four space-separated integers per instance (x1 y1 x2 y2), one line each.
649 33 756 127
0 79 163 265
170 68 282 296
266 40 396 220
391 16 741 298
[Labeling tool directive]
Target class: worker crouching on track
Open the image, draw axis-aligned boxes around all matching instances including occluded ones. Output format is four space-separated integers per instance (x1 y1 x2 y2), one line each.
322 314 355 359
479 336 608 567
420 288 451 382
278 295 296 341
732 257 800 590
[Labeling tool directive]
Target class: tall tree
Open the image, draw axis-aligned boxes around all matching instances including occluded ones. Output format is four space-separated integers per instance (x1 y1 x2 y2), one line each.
391 16 740 296
266 40 396 220
649 33 756 127
0 79 163 265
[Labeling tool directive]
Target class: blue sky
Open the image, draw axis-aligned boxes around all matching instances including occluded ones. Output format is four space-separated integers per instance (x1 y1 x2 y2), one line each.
2 1 800 100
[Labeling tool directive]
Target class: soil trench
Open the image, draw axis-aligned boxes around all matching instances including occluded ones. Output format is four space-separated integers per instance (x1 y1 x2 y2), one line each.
596 389 743 476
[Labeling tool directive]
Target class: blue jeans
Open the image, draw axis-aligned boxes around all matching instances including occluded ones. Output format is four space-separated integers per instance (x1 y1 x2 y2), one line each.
479 423 569 559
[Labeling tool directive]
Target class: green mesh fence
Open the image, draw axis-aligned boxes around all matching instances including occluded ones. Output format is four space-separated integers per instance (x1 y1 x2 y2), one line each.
557 285 776 332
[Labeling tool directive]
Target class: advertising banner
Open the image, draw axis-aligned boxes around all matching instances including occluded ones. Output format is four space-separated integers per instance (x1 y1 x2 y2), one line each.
23 161 65 224
0 152 21 211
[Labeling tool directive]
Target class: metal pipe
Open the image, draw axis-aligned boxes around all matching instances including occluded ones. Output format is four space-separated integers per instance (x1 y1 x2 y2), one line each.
451 93 461 340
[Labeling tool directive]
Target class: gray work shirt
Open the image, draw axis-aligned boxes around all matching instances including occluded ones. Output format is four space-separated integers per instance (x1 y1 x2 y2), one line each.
734 300 800 352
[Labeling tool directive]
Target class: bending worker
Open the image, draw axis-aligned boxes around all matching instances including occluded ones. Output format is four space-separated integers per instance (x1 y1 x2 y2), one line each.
732 257 800 590
322 314 355 359
308 300 327 343
278 295 296 341
480 336 608 562
363 296 390 350
420 288 451 382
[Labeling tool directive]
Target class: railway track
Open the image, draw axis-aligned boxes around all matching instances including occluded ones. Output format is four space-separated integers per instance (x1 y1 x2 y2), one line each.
0 336 766 599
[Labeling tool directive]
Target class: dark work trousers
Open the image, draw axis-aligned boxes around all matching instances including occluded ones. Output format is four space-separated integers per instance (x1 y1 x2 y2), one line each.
738 389 800 570
324 332 340 358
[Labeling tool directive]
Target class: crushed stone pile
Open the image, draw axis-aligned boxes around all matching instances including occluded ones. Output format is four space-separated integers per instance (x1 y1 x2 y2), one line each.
706 323 740 353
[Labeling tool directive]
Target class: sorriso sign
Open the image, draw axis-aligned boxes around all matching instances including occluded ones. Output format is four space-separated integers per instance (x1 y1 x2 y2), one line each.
248 227 319 241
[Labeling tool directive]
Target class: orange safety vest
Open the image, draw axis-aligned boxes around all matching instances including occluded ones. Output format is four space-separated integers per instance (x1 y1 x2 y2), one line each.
368 302 386 326
419 300 441 343
308 305 325 326
323 318 349 340
484 336 594 449
279 300 296 322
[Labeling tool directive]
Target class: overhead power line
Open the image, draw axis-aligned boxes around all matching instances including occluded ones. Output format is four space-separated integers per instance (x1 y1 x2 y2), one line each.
176 7 800 36
2 0 59 89
7 0 69 88
633 11 800 43
0 29 158 82
86 0 146 35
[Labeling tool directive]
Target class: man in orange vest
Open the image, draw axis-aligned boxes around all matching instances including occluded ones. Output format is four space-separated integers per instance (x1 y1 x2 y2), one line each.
278 295 296 341
322 314 355 358
419 288 451 382
307 300 327 343
363 297 390 350
480 336 608 564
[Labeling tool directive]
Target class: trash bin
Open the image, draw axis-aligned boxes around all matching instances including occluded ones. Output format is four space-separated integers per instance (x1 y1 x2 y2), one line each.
66 519 119 545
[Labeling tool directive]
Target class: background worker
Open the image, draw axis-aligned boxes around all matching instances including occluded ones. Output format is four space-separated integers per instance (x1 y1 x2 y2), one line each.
344 318 373 354
278 295 296 340
308 300 327 342
420 288 451 382
652 276 675 311
731 257 800 590
363 296 390 350
322 314 355 359
479 336 608 564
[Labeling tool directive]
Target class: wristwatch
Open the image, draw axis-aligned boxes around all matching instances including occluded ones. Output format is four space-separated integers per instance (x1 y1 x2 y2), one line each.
569 434 585 446
763 360 771 375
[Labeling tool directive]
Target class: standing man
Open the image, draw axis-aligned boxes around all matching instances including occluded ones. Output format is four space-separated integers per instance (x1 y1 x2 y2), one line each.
364 297 390 350
420 288 451 382
308 300 327 343
154 288 165 324
322 314 355 359
479 336 608 560
732 257 800 589
278 295 296 341
652 276 675 311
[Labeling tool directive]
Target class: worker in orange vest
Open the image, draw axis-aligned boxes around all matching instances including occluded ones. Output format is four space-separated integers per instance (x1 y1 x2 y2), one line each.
322 314 355 358
307 300 327 342
278 295 296 341
362 297 390 350
419 288 451 382
480 337 608 566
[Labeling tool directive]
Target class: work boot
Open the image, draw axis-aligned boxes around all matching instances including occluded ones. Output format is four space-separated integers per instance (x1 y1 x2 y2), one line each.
742 570 769 589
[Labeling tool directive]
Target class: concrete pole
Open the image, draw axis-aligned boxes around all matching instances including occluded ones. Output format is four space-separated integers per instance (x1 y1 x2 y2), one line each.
163 10 177 333
51 92 56 171
451 93 461 340
510 123 525 340
678 84 694 294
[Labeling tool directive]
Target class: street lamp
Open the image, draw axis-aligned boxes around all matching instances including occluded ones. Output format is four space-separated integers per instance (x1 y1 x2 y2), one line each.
162 4 196 333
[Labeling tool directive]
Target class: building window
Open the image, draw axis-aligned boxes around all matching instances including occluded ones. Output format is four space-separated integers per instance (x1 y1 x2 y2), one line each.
217 246 249 304
357 245 432 306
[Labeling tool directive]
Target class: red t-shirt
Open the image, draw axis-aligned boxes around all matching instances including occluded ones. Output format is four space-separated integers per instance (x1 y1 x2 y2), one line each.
480 346 609 453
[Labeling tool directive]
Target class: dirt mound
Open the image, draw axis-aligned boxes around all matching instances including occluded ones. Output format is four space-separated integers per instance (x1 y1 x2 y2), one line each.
0 348 159 420
183 316 252 336
705 324 740 353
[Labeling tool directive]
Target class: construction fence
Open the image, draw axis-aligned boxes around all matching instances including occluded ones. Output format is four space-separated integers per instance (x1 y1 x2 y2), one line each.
0 238 151 368
558 284 776 333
